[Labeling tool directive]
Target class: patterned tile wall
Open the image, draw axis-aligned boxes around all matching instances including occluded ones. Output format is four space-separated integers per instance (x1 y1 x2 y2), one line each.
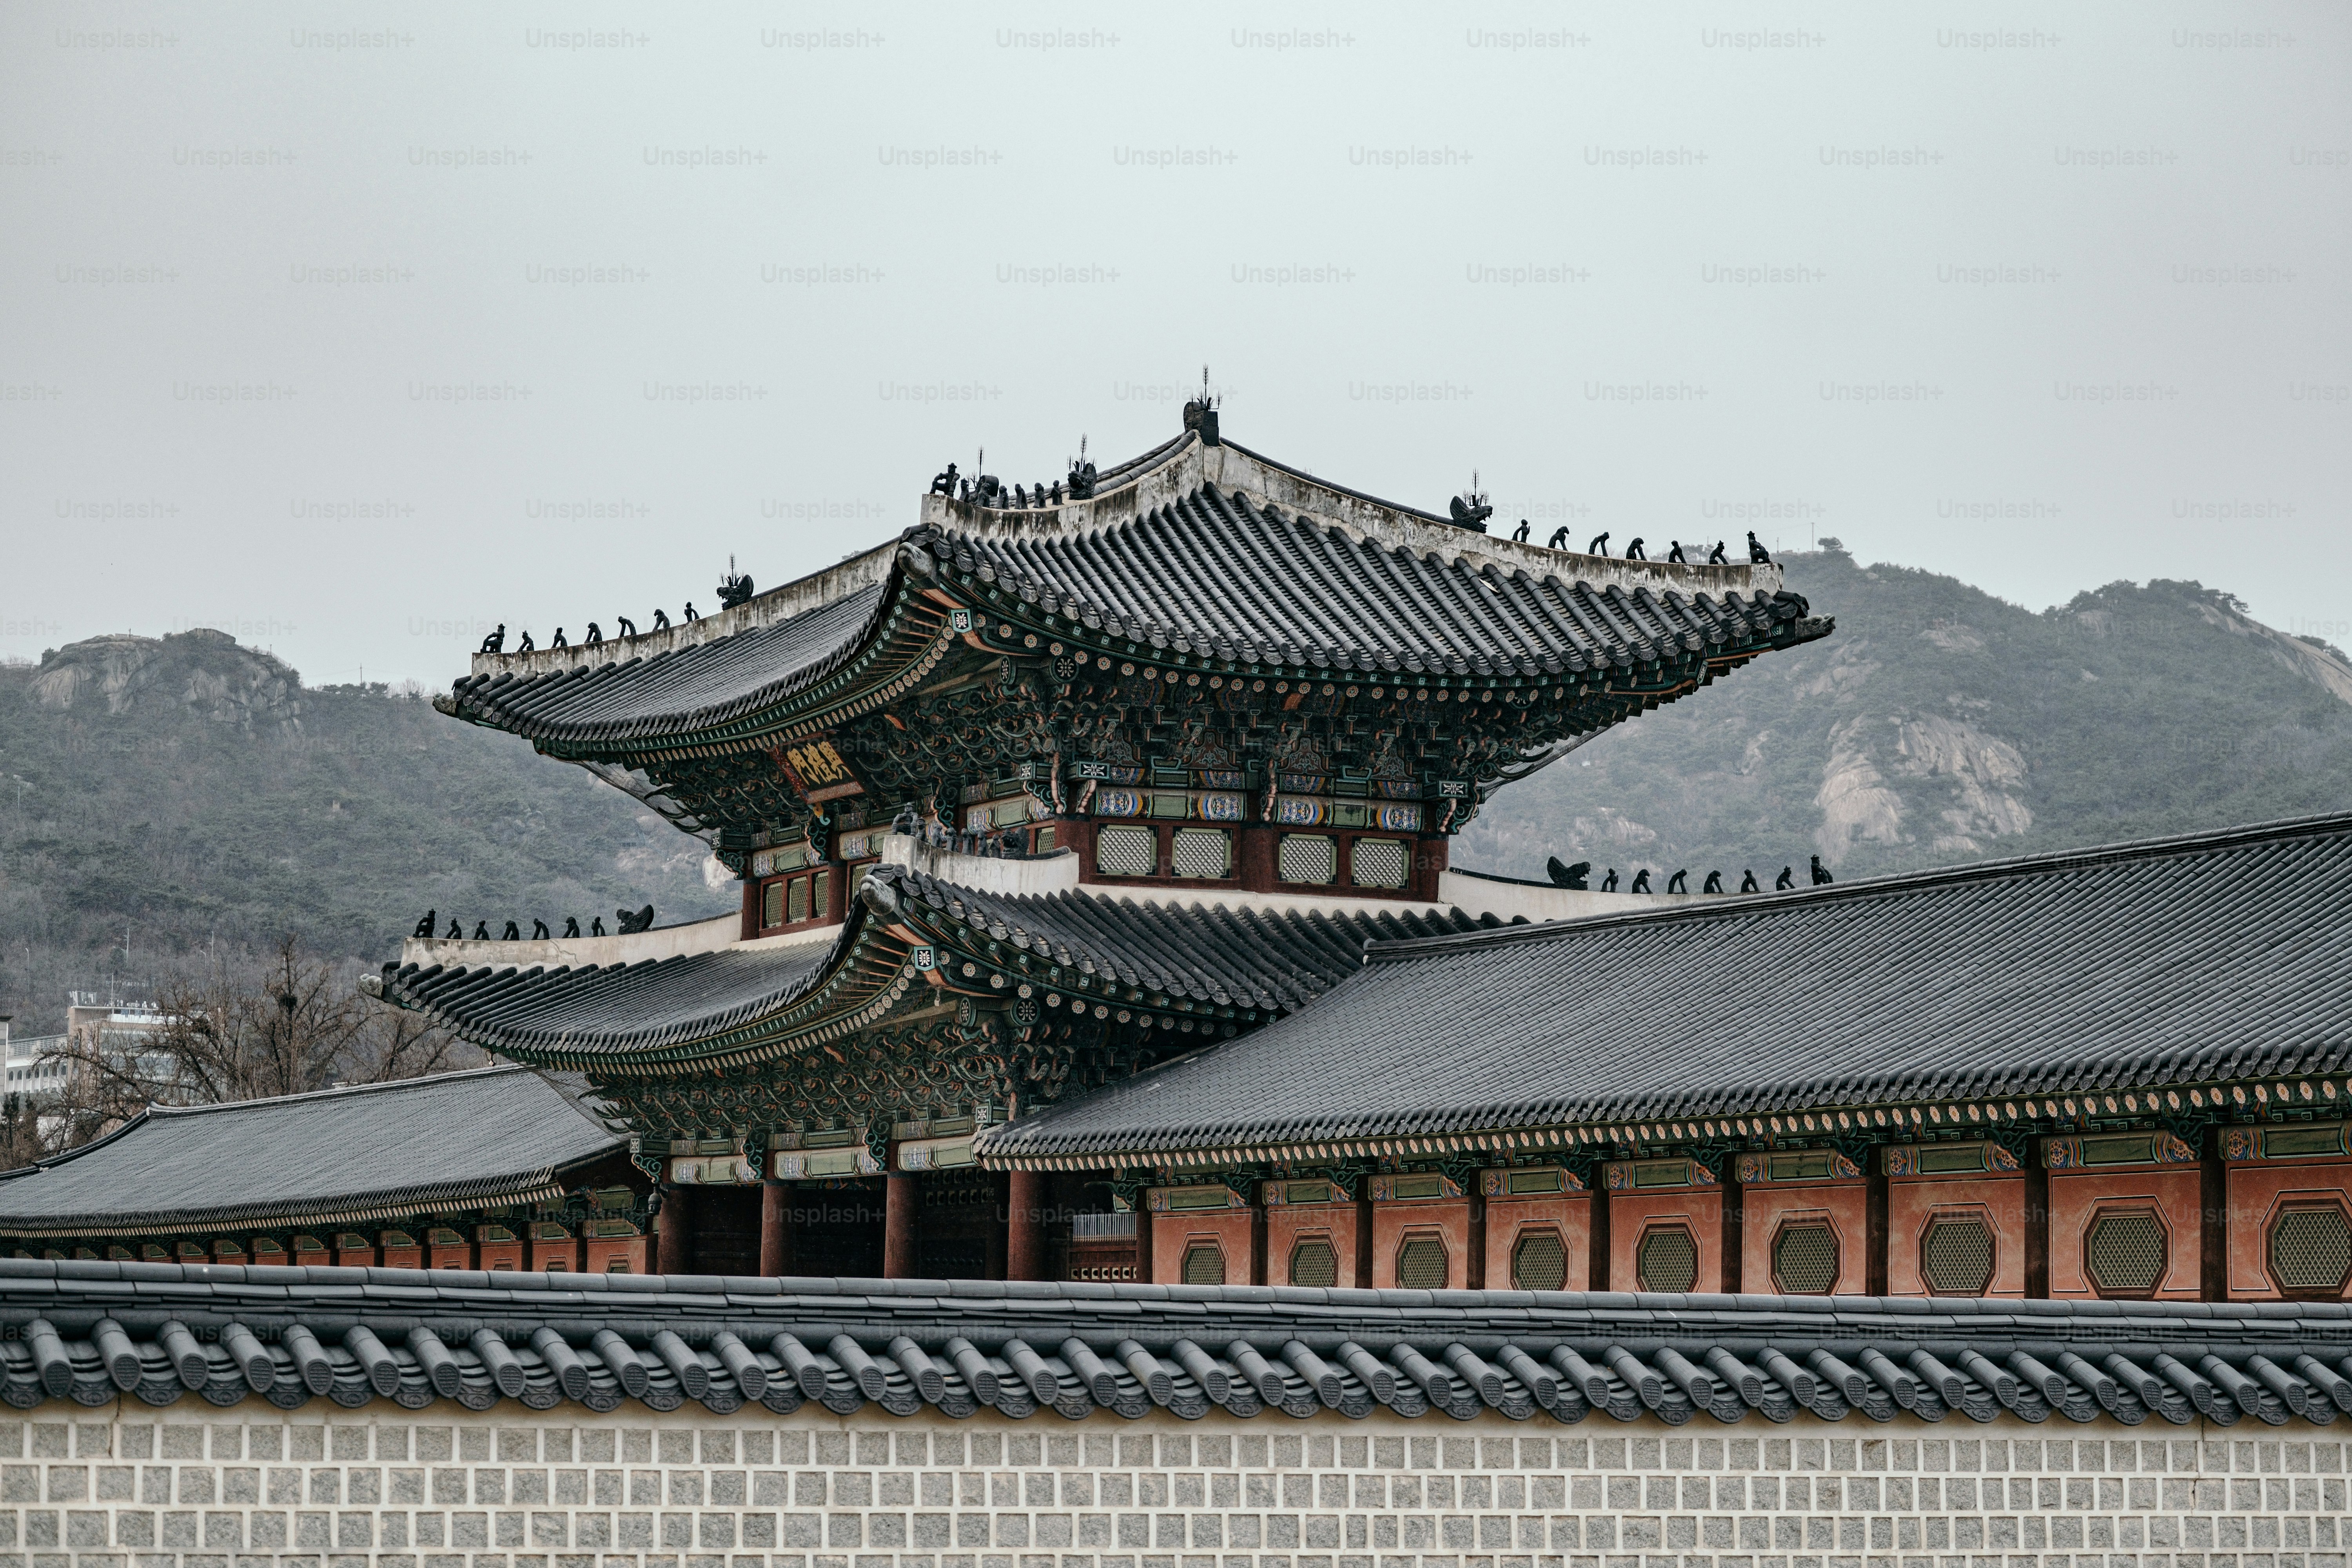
0 1408 2341 1568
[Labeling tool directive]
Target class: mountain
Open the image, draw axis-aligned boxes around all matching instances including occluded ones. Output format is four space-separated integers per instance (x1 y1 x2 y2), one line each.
0 630 733 1034
1459 543 2352 886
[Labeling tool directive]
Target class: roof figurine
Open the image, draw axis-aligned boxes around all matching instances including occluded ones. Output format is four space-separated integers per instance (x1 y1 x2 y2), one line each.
1448 470 1493 532
717 555 754 609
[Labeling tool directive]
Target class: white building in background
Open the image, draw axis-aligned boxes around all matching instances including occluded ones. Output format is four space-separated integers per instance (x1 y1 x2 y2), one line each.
0 1015 71 1098
4 994 174 1109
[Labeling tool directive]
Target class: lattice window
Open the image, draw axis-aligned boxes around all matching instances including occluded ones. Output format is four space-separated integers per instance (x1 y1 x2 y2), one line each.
1636 1225 1699 1292
1172 827 1232 879
2269 1206 2352 1296
1922 1216 1996 1295
787 876 810 924
1512 1230 1567 1291
1035 825 1057 853
2086 1209 2167 1296
1396 1234 1448 1289
1351 836 1410 890
1278 833 1337 886
762 880 783 928
1289 1236 1339 1288
1096 825 1156 877
811 869 831 920
1771 1222 1838 1294
1181 1242 1225 1285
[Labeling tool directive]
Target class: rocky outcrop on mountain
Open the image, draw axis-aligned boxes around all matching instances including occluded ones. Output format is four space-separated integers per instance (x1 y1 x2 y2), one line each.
1461 547 2352 885
29 630 303 734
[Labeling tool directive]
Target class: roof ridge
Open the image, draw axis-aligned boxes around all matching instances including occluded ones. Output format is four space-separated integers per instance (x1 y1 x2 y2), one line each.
141 1061 539 1118
1373 809 2352 963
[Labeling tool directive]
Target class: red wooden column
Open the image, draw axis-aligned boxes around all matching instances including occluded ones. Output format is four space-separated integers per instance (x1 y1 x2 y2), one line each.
884 1172 922 1278
655 1184 692 1274
759 1179 793 1276
1007 1170 1050 1281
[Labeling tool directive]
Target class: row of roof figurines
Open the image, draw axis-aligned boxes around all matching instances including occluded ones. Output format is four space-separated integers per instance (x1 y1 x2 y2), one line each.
1548 855 1839 893
398 807 1026 947
472 556 758 656
464 428 1785 660
403 842 1845 947
930 444 1779 568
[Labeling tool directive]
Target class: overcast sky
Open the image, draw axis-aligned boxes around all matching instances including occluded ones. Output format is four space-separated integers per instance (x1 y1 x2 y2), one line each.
4 1 2346 686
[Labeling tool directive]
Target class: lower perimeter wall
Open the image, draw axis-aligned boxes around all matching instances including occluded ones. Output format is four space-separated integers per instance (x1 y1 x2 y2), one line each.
0 1403 2345 1568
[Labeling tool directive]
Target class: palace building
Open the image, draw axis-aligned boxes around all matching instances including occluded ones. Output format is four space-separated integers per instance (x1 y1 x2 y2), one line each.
5 412 2352 1541
12 406 2351 1325
359 408 1844 1280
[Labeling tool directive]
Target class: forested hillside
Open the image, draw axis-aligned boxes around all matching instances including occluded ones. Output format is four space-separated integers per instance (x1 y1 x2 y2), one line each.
0 630 732 1033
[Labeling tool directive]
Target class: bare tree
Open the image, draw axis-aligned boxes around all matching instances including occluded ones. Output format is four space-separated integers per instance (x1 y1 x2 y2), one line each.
0 1094 47 1172
42 936 480 1148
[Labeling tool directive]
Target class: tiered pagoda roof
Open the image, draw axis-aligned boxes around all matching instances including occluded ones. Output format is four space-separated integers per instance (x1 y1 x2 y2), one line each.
981 812 2352 1171
438 426 1828 849
376 413 1838 1184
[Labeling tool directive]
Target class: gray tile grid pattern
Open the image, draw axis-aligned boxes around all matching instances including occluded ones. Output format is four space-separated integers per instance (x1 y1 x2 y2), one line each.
0 1410 2341 1568
911 485 1820 679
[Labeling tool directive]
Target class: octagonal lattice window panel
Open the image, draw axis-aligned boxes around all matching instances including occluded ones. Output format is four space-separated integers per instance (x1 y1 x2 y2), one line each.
2269 1206 2352 1296
1095 825 1156 877
1636 1225 1699 1293
1288 1236 1339 1288
1512 1230 1568 1292
1277 833 1337 886
1180 1242 1226 1286
1396 1235 1448 1289
1771 1222 1839 1294
1171 827 1231 880
2086 1209 2167 1296
1350 836 1409 890
1921 1216 1996 1296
